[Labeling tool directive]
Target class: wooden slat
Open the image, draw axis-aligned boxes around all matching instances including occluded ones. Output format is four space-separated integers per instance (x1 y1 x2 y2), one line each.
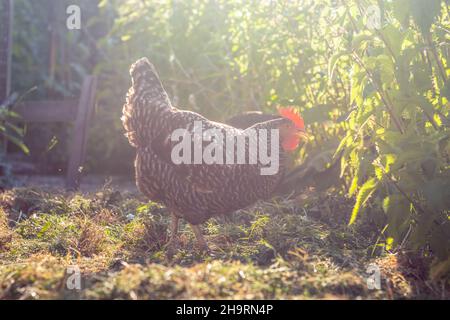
14 100 79 122
6 75 97 190
66 76 97 190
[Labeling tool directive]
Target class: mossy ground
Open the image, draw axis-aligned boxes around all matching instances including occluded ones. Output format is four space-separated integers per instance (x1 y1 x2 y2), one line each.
0 187 447 299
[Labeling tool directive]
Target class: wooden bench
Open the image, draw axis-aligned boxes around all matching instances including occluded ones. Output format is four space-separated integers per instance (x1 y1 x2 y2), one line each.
13 76 97 191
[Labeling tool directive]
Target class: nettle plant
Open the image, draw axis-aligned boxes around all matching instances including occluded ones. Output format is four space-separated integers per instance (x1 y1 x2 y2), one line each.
331 0 450 266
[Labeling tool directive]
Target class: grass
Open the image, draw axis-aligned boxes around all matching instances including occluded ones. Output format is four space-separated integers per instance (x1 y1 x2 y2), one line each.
0 187 447 300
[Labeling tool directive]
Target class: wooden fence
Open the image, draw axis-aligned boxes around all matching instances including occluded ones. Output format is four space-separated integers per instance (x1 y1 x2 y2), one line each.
14 76 97 190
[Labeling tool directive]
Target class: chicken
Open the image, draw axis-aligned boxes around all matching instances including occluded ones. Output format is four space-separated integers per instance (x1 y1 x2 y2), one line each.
122 58 305 252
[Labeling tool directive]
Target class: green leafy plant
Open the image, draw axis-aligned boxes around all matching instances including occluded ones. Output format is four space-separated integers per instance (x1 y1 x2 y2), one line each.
329 0 450 271
0 97 29 155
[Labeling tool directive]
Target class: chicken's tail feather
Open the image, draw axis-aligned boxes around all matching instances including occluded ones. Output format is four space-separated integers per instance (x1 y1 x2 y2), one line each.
130 58 158 87
122 57 171 148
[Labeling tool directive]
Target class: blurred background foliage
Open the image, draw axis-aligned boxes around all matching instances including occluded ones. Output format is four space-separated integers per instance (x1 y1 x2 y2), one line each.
6 0 450 272
9 0 106 171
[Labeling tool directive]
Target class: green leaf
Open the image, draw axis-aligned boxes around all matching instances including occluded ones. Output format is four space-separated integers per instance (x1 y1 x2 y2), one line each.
393 0 411 27
410 0 442 35
2 132 29 155
422 178 450 212
328 51 349 80
351 34 372 51
349 178 379 225
349 176 359 197
383 194 411 244
302 104 335 124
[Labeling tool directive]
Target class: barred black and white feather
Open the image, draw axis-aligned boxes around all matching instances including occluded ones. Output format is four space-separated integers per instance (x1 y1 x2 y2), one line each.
122 58 289 225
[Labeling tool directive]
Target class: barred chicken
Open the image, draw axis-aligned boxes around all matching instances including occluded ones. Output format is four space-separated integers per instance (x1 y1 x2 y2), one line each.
122 58 305 252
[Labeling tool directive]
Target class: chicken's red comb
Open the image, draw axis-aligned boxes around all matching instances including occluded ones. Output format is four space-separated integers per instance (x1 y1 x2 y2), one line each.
278 107 305 130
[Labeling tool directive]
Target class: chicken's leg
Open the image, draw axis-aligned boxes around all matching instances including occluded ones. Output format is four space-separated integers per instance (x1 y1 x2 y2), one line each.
165 214 179 257
191 224 209 252
169 214 179 240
